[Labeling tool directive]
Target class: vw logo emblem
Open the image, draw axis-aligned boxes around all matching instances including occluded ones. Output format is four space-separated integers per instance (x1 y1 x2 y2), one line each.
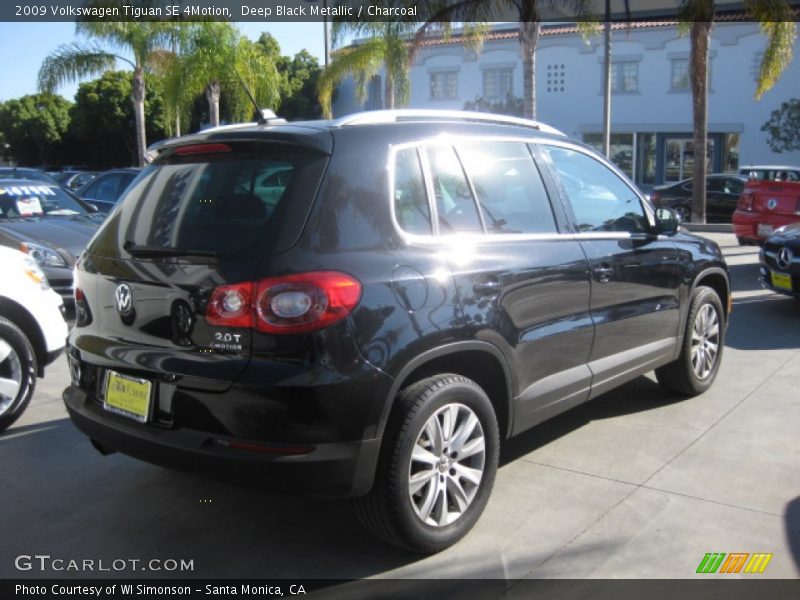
767 198 778 210
115 283 133 317
777 247 793 270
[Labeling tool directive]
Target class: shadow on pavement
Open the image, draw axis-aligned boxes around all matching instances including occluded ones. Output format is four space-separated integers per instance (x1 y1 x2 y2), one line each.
0 417 421 579
786 497 800 572
726 294 800 351
500 375 676 467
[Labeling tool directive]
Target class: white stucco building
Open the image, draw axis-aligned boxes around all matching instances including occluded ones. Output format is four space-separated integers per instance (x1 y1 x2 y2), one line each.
332 19 800 189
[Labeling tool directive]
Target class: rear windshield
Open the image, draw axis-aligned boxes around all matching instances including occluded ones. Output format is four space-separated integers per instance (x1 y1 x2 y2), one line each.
115 149 324 259
0 183 89 218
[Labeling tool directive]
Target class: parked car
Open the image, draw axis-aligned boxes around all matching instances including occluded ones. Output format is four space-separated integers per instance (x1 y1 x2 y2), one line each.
738 165 800 182
759 223 800 301
75 168 140 213
51 170 97 191
650 174 747 222
732 179 800 245
0 167 60 186
0 246 68 432
63 109 729 554
0 180 103 309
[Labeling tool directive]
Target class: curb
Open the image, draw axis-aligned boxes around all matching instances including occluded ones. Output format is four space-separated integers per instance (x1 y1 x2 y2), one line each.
681 223 733 233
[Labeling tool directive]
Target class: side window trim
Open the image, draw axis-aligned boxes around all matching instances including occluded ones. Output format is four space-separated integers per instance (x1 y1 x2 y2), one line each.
452 145 488 233
418 146 441 237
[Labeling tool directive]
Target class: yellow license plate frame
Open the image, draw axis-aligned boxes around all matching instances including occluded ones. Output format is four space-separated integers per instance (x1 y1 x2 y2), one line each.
103 371 153 423
770 270 793 291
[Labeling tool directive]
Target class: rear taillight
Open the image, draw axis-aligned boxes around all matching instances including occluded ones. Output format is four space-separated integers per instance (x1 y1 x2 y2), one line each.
205 271 361 334
738 192 754 211
74 286 92 326
206 283 254 328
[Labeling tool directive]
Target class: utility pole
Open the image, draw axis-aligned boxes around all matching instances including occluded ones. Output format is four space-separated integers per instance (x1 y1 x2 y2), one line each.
602 0 612 158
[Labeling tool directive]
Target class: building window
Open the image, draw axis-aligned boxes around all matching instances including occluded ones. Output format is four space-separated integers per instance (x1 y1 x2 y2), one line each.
752 51 764 82
608 61 638 93
430 71 458 100
670 58 689 91
483 68 514 100
546 64 565 93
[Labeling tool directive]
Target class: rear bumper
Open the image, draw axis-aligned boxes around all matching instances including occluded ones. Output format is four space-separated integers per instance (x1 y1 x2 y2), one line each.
733 211 799 242
63 384 381 498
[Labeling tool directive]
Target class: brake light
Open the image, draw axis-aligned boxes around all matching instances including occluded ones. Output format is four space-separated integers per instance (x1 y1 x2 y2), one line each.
206 282 253 328
174 143 232 156
738 192 754 212
204 271 361 334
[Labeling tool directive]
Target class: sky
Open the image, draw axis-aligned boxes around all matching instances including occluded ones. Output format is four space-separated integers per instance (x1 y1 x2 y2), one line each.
0 22 327 102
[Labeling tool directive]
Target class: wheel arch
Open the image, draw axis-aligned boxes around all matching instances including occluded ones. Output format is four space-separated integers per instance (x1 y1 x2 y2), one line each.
692 267 731 319
0 297 45 376
376 341 514 442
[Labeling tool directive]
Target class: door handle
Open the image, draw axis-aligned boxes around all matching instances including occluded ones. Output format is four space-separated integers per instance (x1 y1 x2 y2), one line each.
473 280 502 295
593 265 615 284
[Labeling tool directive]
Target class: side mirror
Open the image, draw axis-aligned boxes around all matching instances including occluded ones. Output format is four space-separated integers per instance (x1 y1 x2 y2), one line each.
655 207 680 235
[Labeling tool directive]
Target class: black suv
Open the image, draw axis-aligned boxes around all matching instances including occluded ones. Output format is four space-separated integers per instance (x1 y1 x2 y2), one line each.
63 110 729 553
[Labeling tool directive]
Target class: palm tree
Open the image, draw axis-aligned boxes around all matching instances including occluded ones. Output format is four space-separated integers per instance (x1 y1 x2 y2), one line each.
179 23 281 128
680 0 796 223
38 22 176 167
318 22 419 119
414 1 594 120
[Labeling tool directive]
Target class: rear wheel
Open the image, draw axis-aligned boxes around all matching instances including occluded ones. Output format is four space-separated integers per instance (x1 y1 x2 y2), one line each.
0 317 37 432
354 374 499 553
656 286 724 396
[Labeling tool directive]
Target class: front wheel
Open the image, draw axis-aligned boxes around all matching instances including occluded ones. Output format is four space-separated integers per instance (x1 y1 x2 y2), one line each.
0 316 37 432
354 374 500 553
656 286 725 396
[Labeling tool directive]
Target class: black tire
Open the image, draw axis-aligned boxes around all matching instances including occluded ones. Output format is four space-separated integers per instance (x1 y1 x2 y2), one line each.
656 286 725 396
0 316 37 433
354 374 500 554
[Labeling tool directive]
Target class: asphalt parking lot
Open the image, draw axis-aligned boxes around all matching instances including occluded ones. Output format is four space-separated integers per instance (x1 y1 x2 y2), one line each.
1 232 798 580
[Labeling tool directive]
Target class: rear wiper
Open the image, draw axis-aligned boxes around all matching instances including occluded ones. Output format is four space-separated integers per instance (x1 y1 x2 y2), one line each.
123 241 219 258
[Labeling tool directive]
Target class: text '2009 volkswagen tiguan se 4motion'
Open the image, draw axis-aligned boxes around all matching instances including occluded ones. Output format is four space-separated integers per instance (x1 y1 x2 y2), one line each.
63 110 729 553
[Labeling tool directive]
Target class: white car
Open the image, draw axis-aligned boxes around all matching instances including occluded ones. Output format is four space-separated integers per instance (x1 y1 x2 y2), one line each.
0 246 68 432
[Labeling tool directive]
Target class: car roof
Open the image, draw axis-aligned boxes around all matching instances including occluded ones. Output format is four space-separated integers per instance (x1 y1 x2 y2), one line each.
0 178 60 187
147 110 568 159
738 165 800 170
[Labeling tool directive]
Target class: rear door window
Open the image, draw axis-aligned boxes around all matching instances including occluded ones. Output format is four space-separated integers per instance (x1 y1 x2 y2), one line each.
427 145 483 234
458 142 556 234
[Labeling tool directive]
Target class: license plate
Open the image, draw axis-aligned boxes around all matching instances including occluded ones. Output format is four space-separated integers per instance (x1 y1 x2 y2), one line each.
103 371 153 423
757 223 775 237
770 270 793 291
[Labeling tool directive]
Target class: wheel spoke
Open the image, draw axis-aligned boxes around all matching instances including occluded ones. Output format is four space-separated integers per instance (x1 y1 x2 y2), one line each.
408 468 436 495
417 474 439 522
457 436 485 460
434 483 449 526
447 476 470 512
440 404 459 444
0 340 12 363
450 412 478 454
0 376 20 400
453 462 483 486
411 444 439 467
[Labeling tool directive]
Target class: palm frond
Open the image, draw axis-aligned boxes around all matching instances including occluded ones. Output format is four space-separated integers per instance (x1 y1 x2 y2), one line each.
318 39 386 118
37 43 118 92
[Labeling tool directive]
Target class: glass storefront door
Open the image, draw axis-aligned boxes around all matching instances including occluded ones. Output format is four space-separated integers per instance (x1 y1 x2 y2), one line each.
664 138 715 182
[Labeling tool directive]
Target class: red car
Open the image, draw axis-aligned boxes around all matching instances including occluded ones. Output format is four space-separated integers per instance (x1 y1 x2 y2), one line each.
732 179 800 245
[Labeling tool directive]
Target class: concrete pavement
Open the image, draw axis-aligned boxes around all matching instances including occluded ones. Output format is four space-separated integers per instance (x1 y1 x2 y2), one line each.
1 233 798 580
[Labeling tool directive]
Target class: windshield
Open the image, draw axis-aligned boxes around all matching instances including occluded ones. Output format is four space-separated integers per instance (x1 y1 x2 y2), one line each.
0 183 88 218
0 169 60 185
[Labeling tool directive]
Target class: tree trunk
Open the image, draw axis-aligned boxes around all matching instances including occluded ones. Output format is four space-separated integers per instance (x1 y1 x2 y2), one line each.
690 20 712 224
206 81 221 128
519 10 540 120
384 73 395 110
132 67 147 167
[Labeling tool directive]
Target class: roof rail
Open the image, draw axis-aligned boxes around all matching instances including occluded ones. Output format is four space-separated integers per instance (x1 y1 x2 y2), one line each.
332 109 566 136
